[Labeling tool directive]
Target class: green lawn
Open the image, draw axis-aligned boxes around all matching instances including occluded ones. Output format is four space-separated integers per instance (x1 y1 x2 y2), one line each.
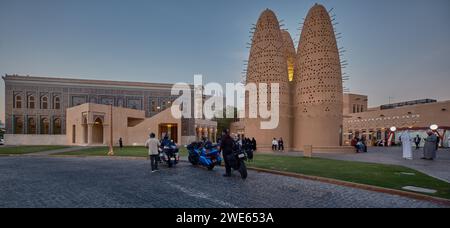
0 146 69 155
54 146 189 157
248 154 450 199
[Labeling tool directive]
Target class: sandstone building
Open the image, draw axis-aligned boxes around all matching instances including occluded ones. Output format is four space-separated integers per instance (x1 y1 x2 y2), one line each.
3 75 217 146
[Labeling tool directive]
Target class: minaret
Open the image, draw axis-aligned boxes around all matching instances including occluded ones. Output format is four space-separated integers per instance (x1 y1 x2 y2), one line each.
293 4 344 150
245 9 291 150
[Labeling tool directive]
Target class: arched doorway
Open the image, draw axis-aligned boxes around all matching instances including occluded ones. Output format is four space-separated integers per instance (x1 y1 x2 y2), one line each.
41 118 50 134
14 116 24 134
159 123 178 143
53 118 62 135
92 117 104 144
28 117 36 134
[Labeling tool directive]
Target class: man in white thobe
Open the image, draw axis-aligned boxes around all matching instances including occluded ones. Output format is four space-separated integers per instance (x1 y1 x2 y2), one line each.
400 131 413 160
447 135 450 148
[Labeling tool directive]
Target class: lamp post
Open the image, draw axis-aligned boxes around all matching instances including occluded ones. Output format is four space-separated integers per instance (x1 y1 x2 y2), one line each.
388 126 397 147
108 104 114 156
430 124 438 131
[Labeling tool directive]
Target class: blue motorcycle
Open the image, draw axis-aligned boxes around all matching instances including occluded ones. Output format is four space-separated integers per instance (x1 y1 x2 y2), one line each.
187 142 222 170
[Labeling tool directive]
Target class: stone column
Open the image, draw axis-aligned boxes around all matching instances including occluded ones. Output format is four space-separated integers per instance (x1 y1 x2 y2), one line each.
202 127 206 140
24 114 28 134
208 128 212 141
49 115 54 135
37 116 41 135
87 124 94 145
195 128 199 141
214 128 217 143
11 114 15 134
61 116 66 135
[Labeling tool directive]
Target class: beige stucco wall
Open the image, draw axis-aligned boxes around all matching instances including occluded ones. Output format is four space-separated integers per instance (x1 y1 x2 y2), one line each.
126 108 182 146
344 101 450 132
293 4 343 150
66 103 182 146
343 94 368 115
5 134 67 146
244 9 292 150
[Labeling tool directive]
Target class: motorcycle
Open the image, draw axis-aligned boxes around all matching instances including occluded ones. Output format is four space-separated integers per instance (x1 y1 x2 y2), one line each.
228 144 248 179
187 142 222 170
159 142 179 168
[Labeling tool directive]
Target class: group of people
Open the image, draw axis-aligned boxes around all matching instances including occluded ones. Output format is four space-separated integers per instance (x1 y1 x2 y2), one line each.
229 136 257 152
144 133 177 172
144 130 254 177
400 131 443 160
271 138 284 151
351 136 368 153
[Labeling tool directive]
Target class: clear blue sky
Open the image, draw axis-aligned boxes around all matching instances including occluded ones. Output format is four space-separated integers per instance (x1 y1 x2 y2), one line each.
1 0 450 123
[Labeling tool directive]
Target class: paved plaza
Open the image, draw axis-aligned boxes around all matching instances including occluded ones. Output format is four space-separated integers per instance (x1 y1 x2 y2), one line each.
315 147 450 183
0 156 446 208
262 147 450 183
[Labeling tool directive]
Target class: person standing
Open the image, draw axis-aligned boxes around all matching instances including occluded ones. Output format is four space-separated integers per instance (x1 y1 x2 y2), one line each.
436 134 440 150
361 136 368 153
252 138 257 151
220 129 234 177
351 137 358 153
447 135 450 149
272 138 278 151
145 133 161 172
423 131 437 160
414 135 421 150
400 131 413 160
119 137 123 149
356 138 363 153
278 138 284 151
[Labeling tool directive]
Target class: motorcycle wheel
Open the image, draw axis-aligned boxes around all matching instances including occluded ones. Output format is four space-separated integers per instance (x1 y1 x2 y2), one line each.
238 160 247 179
188 155 199 165
207 163 215 171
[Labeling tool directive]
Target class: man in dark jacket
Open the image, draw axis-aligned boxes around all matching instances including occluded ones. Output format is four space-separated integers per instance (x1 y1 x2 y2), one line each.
414 135 421 150
220 129 234 177
251 138 257 151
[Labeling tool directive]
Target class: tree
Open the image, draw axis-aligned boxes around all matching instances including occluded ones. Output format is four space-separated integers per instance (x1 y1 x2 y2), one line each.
214 106 238 138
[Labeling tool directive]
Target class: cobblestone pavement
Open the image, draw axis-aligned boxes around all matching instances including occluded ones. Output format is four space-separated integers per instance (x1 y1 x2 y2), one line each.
0 156 446 208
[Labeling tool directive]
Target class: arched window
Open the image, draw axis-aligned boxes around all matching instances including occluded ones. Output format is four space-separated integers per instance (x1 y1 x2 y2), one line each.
41 118 50 134
15 95 22 109
41 96 48 109
28 95 35 109
28 117 36 134
14 117 24 134
54 96 61 109
53 118 62 135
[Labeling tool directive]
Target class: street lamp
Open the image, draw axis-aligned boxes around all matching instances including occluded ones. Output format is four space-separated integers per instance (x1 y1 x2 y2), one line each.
390 126 397 132
430 124 439 131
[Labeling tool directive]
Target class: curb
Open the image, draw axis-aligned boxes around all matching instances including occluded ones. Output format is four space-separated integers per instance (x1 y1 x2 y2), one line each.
247 166 450 206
